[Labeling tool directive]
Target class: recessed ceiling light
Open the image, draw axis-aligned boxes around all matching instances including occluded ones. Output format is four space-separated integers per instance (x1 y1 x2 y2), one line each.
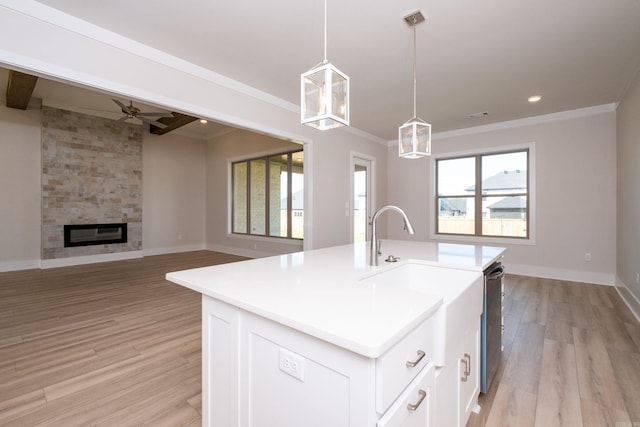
467 111 489 118
528 95 542 103
199 119 208 124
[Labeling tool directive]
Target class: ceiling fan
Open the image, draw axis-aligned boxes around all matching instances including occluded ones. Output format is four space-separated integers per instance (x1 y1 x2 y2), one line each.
112 99 172 129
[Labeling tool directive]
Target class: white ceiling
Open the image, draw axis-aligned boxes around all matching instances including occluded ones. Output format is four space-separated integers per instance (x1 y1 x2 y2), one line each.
7 1 640 141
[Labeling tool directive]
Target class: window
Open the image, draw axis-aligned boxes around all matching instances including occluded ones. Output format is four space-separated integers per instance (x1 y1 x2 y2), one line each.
232 149 303 239
436 149 529 239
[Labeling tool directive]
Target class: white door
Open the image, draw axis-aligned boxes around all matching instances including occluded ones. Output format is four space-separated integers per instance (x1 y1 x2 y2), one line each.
351 154 374 243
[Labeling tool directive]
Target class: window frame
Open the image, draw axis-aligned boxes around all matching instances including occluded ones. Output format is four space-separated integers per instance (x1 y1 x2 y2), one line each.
230 148 304 240
430 143 535 246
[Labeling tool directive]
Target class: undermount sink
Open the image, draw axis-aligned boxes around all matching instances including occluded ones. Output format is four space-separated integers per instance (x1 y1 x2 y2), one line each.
361 262 484 366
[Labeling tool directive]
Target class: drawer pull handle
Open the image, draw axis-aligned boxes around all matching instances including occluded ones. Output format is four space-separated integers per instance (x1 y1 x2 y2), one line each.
406 389 427 412
406 350 426 368
461 353 471 381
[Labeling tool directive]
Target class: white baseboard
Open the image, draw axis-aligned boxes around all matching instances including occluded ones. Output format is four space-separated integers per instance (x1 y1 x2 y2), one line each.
205 243 271 259
143 244 206 257
0 259 41 272
2 245 205 271
614 277 640 323
40 251 144 269
506 263 615 286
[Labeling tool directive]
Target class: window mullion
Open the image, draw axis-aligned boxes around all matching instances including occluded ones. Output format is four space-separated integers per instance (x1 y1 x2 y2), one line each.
475 155 483 236
265 157 270 236
287 153 293 238
246 160 251 235
435 160 440 233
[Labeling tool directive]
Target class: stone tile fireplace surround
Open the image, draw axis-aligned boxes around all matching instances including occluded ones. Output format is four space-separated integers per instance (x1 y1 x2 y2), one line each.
41 106 142 260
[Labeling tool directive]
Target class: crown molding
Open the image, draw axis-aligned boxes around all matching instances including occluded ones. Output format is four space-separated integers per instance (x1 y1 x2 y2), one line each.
432 104 617 141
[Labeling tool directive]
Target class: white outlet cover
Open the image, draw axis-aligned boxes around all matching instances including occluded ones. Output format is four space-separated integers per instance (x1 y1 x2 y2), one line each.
279 347 305 382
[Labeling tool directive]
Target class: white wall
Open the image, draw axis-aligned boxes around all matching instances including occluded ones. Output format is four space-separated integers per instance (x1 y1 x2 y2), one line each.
143 132 207 255
616 70 640 316
0 2 388 255
0 106 210 270
0 105 41 270
387 107 617 285
205 128 390 258
205 129 303 258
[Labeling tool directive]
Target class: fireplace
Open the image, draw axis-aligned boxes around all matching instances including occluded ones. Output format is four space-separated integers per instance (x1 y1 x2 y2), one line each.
64 223 128 247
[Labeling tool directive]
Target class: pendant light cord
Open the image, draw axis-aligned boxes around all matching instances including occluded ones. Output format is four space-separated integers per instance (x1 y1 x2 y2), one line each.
323 0 328 63
412 19 417 119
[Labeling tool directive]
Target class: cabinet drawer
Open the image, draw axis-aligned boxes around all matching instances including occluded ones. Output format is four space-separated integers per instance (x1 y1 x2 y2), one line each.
377 361 435 427
376 316 436 413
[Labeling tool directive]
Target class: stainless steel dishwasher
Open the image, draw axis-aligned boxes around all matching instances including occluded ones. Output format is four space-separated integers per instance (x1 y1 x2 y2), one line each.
480 260 504 394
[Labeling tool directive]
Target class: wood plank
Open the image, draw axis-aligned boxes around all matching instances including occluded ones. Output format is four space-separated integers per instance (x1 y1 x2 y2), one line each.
573 327 627 411
545 301 574 344
501 321 545 394
593 305 640 352
149 112 198 135
0 390 47 422
608 348 640 423
522 282 549 325
580 398 631 427
483 382 537 427
5 70 38 110
534 339 583 427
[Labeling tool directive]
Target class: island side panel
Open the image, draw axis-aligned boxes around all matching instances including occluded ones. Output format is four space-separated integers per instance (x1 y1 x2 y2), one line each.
203 295 241 427
203 295 379 426
238 310 378 426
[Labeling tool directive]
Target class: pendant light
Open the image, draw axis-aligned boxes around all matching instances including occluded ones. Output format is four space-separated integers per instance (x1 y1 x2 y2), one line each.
300 0 349 130
399 11 431 158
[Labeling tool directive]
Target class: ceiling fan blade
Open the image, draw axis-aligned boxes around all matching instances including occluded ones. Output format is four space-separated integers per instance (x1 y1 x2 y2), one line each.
112 99 127 110
115 116 128 123
140 116 167 129
138 112 173 118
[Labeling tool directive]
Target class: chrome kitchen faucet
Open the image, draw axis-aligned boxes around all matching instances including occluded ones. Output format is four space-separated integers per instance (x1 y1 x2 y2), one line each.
369 205 415 266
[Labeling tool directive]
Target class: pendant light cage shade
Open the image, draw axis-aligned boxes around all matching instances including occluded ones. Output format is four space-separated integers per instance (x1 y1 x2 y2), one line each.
301 62 349 130
399 117 431 158
399 10 430 159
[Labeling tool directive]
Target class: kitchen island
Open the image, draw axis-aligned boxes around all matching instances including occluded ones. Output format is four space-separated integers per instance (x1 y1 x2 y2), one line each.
166 240 504 427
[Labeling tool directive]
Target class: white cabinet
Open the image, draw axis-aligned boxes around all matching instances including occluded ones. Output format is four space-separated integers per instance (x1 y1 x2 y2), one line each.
457 321 480 427
201 295 437 427
432 275 483 427
433 318 481 427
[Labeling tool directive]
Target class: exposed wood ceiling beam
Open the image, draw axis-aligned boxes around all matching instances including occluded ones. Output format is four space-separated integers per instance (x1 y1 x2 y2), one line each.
6 70 38 110
150 112 198 135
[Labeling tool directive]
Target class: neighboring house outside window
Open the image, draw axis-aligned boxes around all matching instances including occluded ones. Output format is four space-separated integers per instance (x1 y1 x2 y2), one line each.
232 149 303 239
436 149 530 239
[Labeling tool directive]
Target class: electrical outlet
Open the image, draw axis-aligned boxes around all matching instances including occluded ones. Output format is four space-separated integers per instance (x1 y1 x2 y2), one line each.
584 253 591 262
279 348 305 382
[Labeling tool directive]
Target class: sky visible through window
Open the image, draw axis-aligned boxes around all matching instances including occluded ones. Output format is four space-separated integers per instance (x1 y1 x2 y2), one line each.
438 151 527 195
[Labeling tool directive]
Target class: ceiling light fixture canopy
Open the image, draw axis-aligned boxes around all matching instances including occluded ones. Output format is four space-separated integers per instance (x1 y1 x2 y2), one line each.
399 11 431 159
300 0 349 130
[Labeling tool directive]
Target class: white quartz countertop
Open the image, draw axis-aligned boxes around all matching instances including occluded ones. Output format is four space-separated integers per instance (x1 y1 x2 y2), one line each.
166 240 504 358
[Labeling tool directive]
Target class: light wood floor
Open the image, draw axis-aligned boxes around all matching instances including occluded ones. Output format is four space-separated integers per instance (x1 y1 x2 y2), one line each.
1 252 639 426
468 275 640 427
0 251 248 426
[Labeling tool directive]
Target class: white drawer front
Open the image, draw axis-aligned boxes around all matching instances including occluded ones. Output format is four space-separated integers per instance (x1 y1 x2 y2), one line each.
376 316 436 414
377 362 435 427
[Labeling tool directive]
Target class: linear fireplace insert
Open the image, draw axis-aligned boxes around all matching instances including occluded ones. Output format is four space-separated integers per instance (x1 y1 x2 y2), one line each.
64 223 128 247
